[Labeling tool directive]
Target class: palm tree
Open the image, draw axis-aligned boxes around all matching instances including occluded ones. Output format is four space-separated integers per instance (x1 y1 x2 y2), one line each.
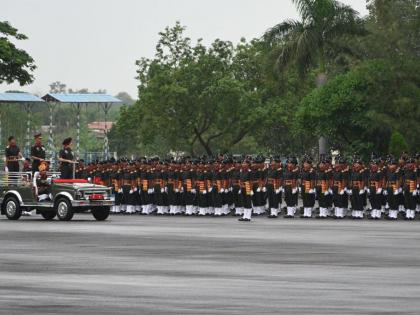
264 0 365 155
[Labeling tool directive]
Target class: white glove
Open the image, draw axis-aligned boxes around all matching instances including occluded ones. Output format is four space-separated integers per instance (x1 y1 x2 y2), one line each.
191 189 197 194
164 187 168 193
148 188 153 194
324 191 329 196
220 188 225 193
298 187 302 193
87 177 92 183
347 190 352 196
129 189 133 194
398 188 403 194
118 188 123 193
383 190 388 196
209 187 213 192
250 190 254 196
292 188 298 194
309 189 315 194
180 187 184 193
339 189 345 195
161 188 165 193
262 187 267 193
275 188 281 194
359 189 364 195
376 188 382 194
133 187 138 192
329 188 333 195
413 191 418 196
238 190 242 195
203 190 207 195
257 187 261 193
175 188 179 193
393 190 399 196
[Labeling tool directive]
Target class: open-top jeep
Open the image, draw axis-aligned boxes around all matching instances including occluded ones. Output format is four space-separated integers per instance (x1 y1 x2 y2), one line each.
0 172 113 221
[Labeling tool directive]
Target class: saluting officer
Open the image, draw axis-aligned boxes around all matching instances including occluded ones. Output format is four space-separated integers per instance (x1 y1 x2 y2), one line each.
30 133 46 173
58 137 75 179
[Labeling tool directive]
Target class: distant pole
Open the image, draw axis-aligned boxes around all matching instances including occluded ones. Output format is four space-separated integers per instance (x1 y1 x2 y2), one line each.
24 103 33 157
101 103 112 160
76 103 82 159
48 102 56 166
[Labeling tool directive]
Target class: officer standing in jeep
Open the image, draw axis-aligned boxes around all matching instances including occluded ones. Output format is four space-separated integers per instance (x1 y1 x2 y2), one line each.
58 137 76 179
30 133 46 173
5 136 23 172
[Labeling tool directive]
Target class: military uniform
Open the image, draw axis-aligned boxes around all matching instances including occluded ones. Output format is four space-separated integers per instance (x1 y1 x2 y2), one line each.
300 158 316 218
5 144 20 172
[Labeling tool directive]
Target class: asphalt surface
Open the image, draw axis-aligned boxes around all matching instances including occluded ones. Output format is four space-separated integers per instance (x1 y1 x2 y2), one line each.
1 214 420 315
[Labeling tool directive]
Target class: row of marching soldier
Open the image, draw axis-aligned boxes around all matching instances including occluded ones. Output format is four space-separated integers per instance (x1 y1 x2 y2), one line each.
74 153 420 221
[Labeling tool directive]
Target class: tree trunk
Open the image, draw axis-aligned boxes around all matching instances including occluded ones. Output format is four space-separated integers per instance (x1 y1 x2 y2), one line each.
316 72 328 157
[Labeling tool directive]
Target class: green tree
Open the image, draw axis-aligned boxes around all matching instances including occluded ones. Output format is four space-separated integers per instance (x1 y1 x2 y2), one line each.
264 0 366 155
0 21 36 85
114 23 270 156
389 131 409 158
295 58 420 157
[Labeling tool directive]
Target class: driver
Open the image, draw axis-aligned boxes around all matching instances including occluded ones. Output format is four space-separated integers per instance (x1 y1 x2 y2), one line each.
34 161 52 201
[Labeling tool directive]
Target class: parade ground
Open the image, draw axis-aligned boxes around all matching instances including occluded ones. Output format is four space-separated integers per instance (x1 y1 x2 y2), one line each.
1 215 420 315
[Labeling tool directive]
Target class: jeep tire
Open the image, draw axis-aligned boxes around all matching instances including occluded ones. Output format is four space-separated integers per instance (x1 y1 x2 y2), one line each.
41 211 56 220
55 198 74 221
91 207 110 221
4 196 22 220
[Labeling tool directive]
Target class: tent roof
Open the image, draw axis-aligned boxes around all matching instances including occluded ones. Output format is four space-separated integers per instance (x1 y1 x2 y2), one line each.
0 92 44 103
42 93 121 103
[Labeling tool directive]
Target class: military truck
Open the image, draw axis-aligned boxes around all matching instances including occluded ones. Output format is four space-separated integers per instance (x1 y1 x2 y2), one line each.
0 172 113 221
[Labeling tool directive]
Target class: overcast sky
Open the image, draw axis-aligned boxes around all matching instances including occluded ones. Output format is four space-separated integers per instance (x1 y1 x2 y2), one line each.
0 0 368 98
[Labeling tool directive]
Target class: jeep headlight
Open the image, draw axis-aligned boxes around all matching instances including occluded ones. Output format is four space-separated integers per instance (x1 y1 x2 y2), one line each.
76 190 84 199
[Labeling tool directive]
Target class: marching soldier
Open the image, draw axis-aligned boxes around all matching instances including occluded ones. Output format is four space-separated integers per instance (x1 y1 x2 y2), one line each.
403 158 417 220
231 160 243 216
300 156 316 218
284 157 299 218
316 158 332 219
267 158 283 218
349 158 367 219
385 158 402 220
368 158 385 219
239 159 253 222
332 156 349 219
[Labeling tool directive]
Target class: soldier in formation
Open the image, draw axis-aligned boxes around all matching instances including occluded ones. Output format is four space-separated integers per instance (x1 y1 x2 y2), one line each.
72 153 419 221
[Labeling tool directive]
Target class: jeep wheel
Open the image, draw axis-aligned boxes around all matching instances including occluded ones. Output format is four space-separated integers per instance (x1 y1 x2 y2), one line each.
91 207 110 221
55 198 74 221
4 197 22 220
41 211 56 220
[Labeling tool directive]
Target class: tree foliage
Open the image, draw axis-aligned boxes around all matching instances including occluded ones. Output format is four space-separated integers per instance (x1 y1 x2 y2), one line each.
114 23 271 156
0 21 36 85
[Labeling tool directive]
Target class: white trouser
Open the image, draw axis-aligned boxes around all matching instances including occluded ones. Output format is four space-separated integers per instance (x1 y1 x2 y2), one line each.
389 209 398 219
304 207 313 218
214 207 223 216
334 207 343 218
319 207 328 218
270 208 279 217
242 208 252 220
406 209 415 219
198 207 207 216
287 207 296 217
235 207 244 216
185 205 194 215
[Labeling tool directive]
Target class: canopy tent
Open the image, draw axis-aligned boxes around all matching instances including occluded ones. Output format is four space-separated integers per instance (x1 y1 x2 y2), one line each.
42 93 121 160
0 92 45 156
